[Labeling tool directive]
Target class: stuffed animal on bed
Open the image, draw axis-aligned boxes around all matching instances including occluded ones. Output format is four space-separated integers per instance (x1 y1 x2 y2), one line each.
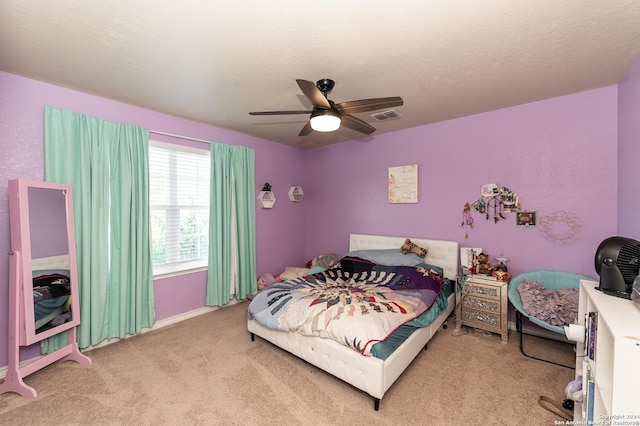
256 252 339 292
306 253 338 269
400 239 428 258
257 273 277 291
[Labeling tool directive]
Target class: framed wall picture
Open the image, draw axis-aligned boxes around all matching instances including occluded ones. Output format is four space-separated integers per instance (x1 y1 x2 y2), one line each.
516 211 536 226
388 164 418 203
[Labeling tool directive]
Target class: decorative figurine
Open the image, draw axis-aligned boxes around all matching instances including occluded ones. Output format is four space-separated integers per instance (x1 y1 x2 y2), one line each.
468 248 479 274
492 253 511 281
477 252 492 275
494 253 509 272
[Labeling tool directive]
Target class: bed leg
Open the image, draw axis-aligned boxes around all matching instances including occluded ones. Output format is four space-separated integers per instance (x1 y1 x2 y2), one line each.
374 398 380 411
423 343 428 350
250 332 255 342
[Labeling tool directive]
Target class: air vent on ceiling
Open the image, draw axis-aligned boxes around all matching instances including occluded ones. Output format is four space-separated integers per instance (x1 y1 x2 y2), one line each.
370 109 402 122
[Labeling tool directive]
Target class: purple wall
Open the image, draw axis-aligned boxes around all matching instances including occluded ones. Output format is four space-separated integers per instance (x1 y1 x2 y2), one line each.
618 54 640 239
2 55 640 370
0 72 306 365
302 87 619 279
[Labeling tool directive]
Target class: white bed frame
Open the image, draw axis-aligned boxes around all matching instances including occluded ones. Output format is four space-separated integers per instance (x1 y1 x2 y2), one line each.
247 234 459 410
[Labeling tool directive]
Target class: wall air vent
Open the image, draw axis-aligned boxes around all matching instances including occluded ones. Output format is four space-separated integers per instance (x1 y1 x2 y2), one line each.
370 109 402 121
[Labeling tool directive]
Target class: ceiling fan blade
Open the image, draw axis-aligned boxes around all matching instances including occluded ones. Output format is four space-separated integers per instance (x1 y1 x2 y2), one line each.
340 114 376 135
249 110 311 116
334 97 403 114
298 121 313 136
296 79 331 109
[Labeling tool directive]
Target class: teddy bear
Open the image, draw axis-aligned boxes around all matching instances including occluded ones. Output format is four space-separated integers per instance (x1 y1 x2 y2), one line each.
477 252 492 275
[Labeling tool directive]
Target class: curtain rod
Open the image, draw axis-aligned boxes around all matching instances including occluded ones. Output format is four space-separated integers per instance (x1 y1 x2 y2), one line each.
149 129 211 144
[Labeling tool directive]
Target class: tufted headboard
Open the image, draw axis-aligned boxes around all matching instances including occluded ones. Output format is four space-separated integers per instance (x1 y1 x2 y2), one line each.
348 234 460 280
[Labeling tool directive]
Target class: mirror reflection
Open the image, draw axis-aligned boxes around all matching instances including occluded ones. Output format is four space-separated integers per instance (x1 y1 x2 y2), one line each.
27 187 74 334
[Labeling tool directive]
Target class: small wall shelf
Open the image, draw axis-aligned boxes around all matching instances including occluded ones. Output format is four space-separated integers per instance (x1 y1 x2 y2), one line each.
288 185 304 202
258 191 276 208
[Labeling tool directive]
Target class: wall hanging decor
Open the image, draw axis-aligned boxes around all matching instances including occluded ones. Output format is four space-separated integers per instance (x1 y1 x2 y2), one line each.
538 210 582 244
471 184 520 223
460 202 474 239
258 183 276 209
516 211 536 227
388 164 418 204
288 185 304 202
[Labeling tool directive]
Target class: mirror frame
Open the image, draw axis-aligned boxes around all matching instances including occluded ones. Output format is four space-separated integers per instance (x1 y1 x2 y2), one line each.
8 179 81 346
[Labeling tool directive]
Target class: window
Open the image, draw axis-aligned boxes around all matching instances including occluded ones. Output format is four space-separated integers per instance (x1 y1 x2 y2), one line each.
149 141 210 276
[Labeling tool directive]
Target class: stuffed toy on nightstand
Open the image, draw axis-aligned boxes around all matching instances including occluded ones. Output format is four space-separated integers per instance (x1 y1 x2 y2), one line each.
477 252 492 275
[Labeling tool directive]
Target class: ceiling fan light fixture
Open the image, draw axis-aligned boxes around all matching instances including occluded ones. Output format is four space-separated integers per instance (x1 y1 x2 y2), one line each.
310 109 341 132
249 78 402 138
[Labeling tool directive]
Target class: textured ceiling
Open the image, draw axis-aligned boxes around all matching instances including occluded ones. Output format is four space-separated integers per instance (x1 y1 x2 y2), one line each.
2 1 640 149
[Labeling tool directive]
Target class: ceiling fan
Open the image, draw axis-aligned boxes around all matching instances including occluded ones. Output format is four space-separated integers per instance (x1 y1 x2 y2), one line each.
249 79 403 136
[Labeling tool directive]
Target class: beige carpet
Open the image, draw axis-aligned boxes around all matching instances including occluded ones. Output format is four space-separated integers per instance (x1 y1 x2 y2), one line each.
0 301 575 425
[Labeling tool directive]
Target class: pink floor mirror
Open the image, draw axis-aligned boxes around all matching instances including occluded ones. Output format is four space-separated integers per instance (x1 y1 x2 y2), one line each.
0 179 91 398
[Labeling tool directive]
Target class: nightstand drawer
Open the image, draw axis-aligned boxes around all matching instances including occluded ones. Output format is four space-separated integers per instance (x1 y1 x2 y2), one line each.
462 281 501 300
461 294 501 314
461 308 502 332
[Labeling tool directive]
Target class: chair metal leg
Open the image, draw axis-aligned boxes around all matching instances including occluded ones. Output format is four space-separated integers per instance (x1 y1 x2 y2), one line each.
516 311 575 369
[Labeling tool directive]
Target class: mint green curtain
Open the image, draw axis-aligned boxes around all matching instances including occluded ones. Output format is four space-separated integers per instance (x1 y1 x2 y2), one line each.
43 106 155 350
207 142 256 306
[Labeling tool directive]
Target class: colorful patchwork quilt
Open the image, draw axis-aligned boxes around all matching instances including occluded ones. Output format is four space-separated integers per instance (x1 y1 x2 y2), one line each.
247 257 444 356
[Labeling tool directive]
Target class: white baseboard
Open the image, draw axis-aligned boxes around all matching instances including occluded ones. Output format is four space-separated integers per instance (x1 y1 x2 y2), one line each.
0 299 243 380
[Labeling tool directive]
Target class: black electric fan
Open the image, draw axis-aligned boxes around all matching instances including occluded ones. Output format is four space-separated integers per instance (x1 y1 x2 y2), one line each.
594 236 640 299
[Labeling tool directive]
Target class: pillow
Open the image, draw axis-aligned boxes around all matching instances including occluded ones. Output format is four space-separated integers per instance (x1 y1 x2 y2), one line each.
279 267 310 281
345 249 425 266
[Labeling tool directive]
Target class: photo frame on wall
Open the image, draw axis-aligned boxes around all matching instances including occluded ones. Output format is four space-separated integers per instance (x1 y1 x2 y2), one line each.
388 164 418 204
516 211 536 226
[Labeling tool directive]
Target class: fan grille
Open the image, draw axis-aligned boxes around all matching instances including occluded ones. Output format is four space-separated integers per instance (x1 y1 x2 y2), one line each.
617 241 640 281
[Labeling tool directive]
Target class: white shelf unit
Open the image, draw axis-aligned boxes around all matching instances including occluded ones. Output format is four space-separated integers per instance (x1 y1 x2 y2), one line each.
574 280 640 422
288 185 303 202
258 191 276 208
